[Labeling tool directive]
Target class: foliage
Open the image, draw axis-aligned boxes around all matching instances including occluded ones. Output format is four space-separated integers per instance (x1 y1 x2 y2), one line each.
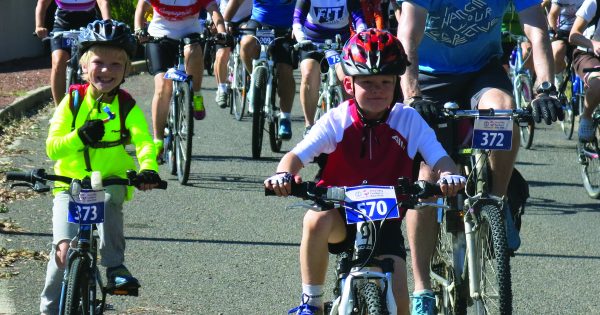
110 0 137 29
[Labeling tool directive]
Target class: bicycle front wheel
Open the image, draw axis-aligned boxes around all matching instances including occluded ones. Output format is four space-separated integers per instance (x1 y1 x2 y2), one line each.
473 205 512 315
174 81 194 184
231 59 248 121
356 281 386 315
580 123 600 199
560 79 575 139
268 75 282 153
63 257 91 315
515 75 534 149
251 67 267 159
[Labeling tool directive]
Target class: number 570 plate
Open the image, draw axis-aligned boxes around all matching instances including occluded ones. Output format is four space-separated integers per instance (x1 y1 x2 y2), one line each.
472 117 513 151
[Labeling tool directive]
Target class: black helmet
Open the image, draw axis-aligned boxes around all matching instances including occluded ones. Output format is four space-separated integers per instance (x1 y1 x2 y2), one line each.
78 19 137 57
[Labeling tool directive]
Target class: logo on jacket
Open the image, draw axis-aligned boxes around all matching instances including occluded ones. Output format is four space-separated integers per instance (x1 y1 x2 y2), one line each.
392 135 406 150
313 6 344 24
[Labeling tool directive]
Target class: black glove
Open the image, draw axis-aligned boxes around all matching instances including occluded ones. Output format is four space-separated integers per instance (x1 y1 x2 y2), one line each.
407 97 440 126
78 120 105 146
137 169 161 185
531 91 563 125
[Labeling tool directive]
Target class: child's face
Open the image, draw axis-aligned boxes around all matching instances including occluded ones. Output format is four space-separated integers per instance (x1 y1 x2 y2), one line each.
343 75 396 119
82 48 127 94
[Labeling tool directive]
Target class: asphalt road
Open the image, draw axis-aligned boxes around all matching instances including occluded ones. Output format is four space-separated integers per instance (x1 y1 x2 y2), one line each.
0 70 599 314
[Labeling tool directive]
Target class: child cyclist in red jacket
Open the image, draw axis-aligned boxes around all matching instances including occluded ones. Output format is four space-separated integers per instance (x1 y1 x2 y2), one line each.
40 20 163 315
265 29 466 315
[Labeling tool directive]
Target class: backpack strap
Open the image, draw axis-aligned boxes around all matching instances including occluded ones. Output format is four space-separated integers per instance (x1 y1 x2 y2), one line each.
116 88 136 144
68 83 90 131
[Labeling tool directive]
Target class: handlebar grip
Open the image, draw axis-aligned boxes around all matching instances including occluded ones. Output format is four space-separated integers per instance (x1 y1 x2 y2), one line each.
6 171 33 182
264 181 309 198
583 67 600 73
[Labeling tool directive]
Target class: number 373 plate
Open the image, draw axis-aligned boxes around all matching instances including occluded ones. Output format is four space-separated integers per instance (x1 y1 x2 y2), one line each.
343 185 399 224
472 117 513 151
68 189 105 224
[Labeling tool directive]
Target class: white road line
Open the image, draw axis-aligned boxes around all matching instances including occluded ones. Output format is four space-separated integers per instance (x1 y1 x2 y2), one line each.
0 279 16 315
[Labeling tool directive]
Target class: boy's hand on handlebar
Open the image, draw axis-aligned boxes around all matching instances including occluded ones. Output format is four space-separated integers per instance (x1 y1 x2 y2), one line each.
264 172 301 197
437 174 466 197
35 27 48 39
136 169 162 191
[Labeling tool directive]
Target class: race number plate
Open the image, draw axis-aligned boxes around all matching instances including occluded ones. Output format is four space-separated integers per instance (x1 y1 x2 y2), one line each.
472 117 513 151
256 29 275 46
325 49 341 66
68 189 105 224
343 185 399 224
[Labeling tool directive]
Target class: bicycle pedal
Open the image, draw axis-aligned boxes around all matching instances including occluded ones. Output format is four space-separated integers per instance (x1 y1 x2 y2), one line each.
108 286 139 296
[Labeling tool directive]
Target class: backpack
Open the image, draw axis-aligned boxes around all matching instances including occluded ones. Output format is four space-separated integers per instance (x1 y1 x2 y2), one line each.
68 83 137 171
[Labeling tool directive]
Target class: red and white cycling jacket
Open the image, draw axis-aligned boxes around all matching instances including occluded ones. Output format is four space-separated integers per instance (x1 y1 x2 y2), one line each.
148 0 212 21
54 0 96 11
292 99 448 187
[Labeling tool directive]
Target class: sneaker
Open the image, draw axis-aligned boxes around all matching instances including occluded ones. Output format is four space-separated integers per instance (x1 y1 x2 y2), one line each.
154 139 164 165
503 202 521 253
106 264 140 289
411 290 435 315
288 302 318 315
216 88 230 109
279 118 292 140
579 117 595 142
193 95 205 120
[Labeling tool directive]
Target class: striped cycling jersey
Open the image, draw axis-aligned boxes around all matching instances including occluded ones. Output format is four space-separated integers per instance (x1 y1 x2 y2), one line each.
55 0 96 11
293 0 366 41
292 99 447 187
148 0 213 21
147 0 215 39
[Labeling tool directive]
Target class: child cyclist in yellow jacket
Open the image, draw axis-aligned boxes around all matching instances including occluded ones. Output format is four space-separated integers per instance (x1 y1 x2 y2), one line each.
40 19 163 315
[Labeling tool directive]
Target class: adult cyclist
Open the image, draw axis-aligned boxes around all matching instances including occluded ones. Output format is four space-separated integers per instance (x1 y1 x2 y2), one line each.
397 1 562 314
547 0 584 86
223 0 297 140
293 0 367 135
35 0 111 106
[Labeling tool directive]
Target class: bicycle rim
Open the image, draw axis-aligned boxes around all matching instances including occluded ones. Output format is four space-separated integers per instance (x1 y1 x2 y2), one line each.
268 76 282 153
63 256 91 315
232 57 247 121
355 281 386 315
474 205 512 315
516 76 534 149
251 67 267 159
580 130 600 199
175 81 193 184
560 79 575 139
166 100 177 175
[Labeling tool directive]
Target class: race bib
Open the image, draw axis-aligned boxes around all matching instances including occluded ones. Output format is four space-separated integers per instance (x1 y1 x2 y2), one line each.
325 49 341 66
68 189 105 224
472 117 513 151
343 185 399 224
256 29 275 46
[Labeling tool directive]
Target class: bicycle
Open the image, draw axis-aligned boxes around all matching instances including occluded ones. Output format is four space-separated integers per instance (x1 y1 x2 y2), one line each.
5 169 167 315
201 24 216 76
227 28 251 121
556 45 584 140
266 178 445 314
149 35 202 185
293 36 345 124
507 34 535 149
247 27 288 159
430 103 533 315
578 68 600 199
36 30 84 92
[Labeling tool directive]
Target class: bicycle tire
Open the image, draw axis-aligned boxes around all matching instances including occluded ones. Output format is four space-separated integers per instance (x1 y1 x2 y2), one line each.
431 210 468 315
204 40 215 76
560 78 575 140
251 66 267 159
515 75 534 149
474 204 512 315
174 81 193 184
355 281 386 315
231 57 248 121
268 74 282 153
580 122 600 199
63 256 90 315
314 89 327 123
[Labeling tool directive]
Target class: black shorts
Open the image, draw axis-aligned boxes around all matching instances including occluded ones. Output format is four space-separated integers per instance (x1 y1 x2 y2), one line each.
244 19 296 67
328 208 407 261
50 8 98 53
144 33 201 75
216 17 251 50
418 58 513 153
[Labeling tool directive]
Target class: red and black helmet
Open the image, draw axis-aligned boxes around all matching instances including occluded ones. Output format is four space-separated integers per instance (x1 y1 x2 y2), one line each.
341 28 409 76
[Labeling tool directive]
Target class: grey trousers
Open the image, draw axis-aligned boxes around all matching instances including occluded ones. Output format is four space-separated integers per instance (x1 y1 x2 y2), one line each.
40 185 126 314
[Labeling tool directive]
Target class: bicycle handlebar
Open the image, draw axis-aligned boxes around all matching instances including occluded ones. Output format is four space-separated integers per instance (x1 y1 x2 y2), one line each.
6 169 167 192
583 67 600 73
441 102 532 121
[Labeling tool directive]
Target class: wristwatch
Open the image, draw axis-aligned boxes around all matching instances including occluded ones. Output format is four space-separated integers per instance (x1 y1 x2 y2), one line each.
536 81 556 94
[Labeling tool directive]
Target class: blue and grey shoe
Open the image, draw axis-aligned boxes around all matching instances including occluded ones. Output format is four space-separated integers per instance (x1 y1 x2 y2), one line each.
411 290 435 315
279 118 292 140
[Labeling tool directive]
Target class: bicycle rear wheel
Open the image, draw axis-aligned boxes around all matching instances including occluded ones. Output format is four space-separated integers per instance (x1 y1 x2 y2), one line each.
174 81 194 184
515 75 534 149
355 281 386 315
166 98 177 175
560 79 575 139
251 67 267 159
204 40 215 76
580 121 600 199
63 256 91 315
231 57 248 121
473 205 512 315
268 75 282 153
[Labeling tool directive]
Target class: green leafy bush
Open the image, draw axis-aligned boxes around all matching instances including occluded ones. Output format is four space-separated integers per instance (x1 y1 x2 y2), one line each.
110 1 136 29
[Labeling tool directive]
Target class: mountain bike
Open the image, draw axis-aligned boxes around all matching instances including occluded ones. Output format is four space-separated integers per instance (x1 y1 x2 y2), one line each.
556 45 583 140
293 36 344 124
6 169 167 315
152 35 201 185
227 28 251 121
266 178 445 314
247 27 287 159
37 30 83 92
430 103 532 315
507 34 535 149
578 68 600 199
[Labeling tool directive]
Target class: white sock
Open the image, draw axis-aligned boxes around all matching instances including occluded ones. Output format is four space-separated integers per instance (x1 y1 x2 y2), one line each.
302 284 324 309
413 289 434 296
280 112 291 120
218 83 229 93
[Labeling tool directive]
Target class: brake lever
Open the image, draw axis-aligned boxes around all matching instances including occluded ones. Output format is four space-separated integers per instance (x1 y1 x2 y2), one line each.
33 182 51 193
